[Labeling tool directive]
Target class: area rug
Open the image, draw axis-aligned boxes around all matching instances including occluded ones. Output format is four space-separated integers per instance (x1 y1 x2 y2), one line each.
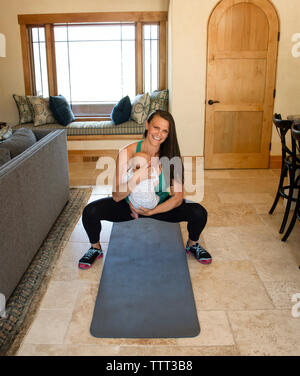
90 218 200 338
0 187 92 356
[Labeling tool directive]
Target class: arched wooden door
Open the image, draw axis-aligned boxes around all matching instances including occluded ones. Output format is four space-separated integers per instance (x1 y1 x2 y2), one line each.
204 0 279 169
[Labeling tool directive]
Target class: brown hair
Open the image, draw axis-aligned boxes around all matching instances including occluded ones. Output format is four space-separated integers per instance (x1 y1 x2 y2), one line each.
144 110 184 185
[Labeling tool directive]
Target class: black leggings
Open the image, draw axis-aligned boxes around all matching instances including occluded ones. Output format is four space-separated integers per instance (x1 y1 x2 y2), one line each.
82 197 208 244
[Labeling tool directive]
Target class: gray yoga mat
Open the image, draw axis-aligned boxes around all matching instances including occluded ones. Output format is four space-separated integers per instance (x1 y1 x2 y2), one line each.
90 218 200 338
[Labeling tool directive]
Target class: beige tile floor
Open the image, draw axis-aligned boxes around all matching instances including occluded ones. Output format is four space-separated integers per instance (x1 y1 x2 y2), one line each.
16 164 300 356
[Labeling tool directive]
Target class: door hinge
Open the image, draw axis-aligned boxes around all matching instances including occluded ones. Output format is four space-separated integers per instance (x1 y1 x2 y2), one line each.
269 142 272 151
278 32 280 41
273 89 276 98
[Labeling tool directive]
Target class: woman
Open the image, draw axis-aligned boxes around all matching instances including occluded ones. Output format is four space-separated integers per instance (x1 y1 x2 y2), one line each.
78 110 212 269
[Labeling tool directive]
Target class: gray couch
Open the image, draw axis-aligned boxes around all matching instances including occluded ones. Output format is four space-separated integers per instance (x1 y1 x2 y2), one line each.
0 129 69 300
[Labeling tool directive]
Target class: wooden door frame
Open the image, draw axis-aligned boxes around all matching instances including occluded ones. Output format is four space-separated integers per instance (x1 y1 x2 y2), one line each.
204 0 280 169
18 11 168 121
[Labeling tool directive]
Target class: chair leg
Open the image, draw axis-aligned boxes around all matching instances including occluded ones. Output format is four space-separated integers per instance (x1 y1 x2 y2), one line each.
269 164 287 215
281 194 300 241
279 169 296 233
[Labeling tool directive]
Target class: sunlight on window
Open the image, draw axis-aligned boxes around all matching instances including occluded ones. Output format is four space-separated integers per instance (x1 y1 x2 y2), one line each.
54 24 136 116
143 24 159 94
29 22 161 117
31 27 49 97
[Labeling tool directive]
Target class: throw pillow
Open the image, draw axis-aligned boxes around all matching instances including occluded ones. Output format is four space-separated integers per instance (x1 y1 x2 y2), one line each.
0 148 11 167
26 96 56 126
0 125 13 141
111 96 132 125
49 95 75 126
130 93 150 125
149 89 169 112
13 94 33 124
0 128 37 158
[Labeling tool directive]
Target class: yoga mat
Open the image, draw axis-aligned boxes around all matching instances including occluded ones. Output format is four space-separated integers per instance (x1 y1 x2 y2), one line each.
90 218 200 338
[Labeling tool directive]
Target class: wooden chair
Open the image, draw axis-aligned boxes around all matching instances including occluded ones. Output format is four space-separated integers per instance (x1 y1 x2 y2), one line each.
269 114 300 236
281 123 300 241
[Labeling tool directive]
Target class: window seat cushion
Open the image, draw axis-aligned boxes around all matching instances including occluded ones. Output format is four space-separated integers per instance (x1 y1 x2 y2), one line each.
12 119 145 136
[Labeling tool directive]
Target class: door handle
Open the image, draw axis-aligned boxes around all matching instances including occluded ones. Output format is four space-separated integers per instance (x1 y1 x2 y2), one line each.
208 99 220 105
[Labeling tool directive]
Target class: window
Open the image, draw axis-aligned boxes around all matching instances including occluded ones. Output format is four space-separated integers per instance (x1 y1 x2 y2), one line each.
143 24 159 94
31 27 49 97
54 23 136 116
19 12 167 119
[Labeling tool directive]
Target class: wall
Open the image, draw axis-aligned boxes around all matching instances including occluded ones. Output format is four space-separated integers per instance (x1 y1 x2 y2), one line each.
1 0 299 156
168 0 300 157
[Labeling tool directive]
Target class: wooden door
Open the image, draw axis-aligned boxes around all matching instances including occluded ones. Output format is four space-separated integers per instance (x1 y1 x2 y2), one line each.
204 0 279 169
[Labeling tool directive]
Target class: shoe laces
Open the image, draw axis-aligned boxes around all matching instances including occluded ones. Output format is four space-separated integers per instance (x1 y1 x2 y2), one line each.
85 247 101 257
192 243 207 257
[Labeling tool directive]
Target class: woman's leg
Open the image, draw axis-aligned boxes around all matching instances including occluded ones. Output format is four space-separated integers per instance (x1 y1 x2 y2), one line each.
79 197 133 269
82 197 134 244
146 200 211 264
148 200 208 242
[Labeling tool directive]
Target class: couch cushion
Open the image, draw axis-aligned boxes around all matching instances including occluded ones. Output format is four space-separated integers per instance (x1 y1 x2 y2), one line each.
49 95 75 126
0 128 37 158
130 93 150 125
13 120 145 136
0 148 11 167
111 95 132 125
13 94 33 124
27 96 56 126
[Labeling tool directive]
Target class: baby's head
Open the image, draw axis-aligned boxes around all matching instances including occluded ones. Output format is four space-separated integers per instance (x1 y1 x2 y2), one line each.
129 152 150 171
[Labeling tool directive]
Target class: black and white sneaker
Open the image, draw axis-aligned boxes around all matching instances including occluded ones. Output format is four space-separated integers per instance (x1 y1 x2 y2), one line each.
185 241 212 264
78 247 103 269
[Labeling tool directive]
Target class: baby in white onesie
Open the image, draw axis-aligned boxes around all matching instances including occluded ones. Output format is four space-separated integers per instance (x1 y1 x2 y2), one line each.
125 152 160 218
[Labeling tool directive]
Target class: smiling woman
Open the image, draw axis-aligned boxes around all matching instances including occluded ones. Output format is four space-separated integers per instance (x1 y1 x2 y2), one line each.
144 109 182 186
78 109 212 270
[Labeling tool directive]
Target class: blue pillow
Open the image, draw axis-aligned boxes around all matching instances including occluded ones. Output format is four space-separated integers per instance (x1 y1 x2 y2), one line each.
49 95 75 126
111 96 131 125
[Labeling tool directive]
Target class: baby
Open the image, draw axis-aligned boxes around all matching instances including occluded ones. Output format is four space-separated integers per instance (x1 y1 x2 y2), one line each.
125 152 160 218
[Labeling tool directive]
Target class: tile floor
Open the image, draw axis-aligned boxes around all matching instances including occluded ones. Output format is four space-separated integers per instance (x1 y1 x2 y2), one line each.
16 163 300 356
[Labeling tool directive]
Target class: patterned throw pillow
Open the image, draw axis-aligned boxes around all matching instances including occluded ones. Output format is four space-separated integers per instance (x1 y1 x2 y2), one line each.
0 125 13 141
149 89 169 113
26 96 56 126
130 93 150 125
13 94 33 124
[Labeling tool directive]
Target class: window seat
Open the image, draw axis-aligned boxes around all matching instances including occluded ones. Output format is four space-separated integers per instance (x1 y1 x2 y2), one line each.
12 119 145 140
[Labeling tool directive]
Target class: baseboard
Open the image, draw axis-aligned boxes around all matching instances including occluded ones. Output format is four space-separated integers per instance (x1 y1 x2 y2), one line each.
269 155 282 169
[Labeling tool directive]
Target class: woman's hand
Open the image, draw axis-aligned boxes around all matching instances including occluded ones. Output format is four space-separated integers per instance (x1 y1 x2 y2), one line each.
129 202 155 217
